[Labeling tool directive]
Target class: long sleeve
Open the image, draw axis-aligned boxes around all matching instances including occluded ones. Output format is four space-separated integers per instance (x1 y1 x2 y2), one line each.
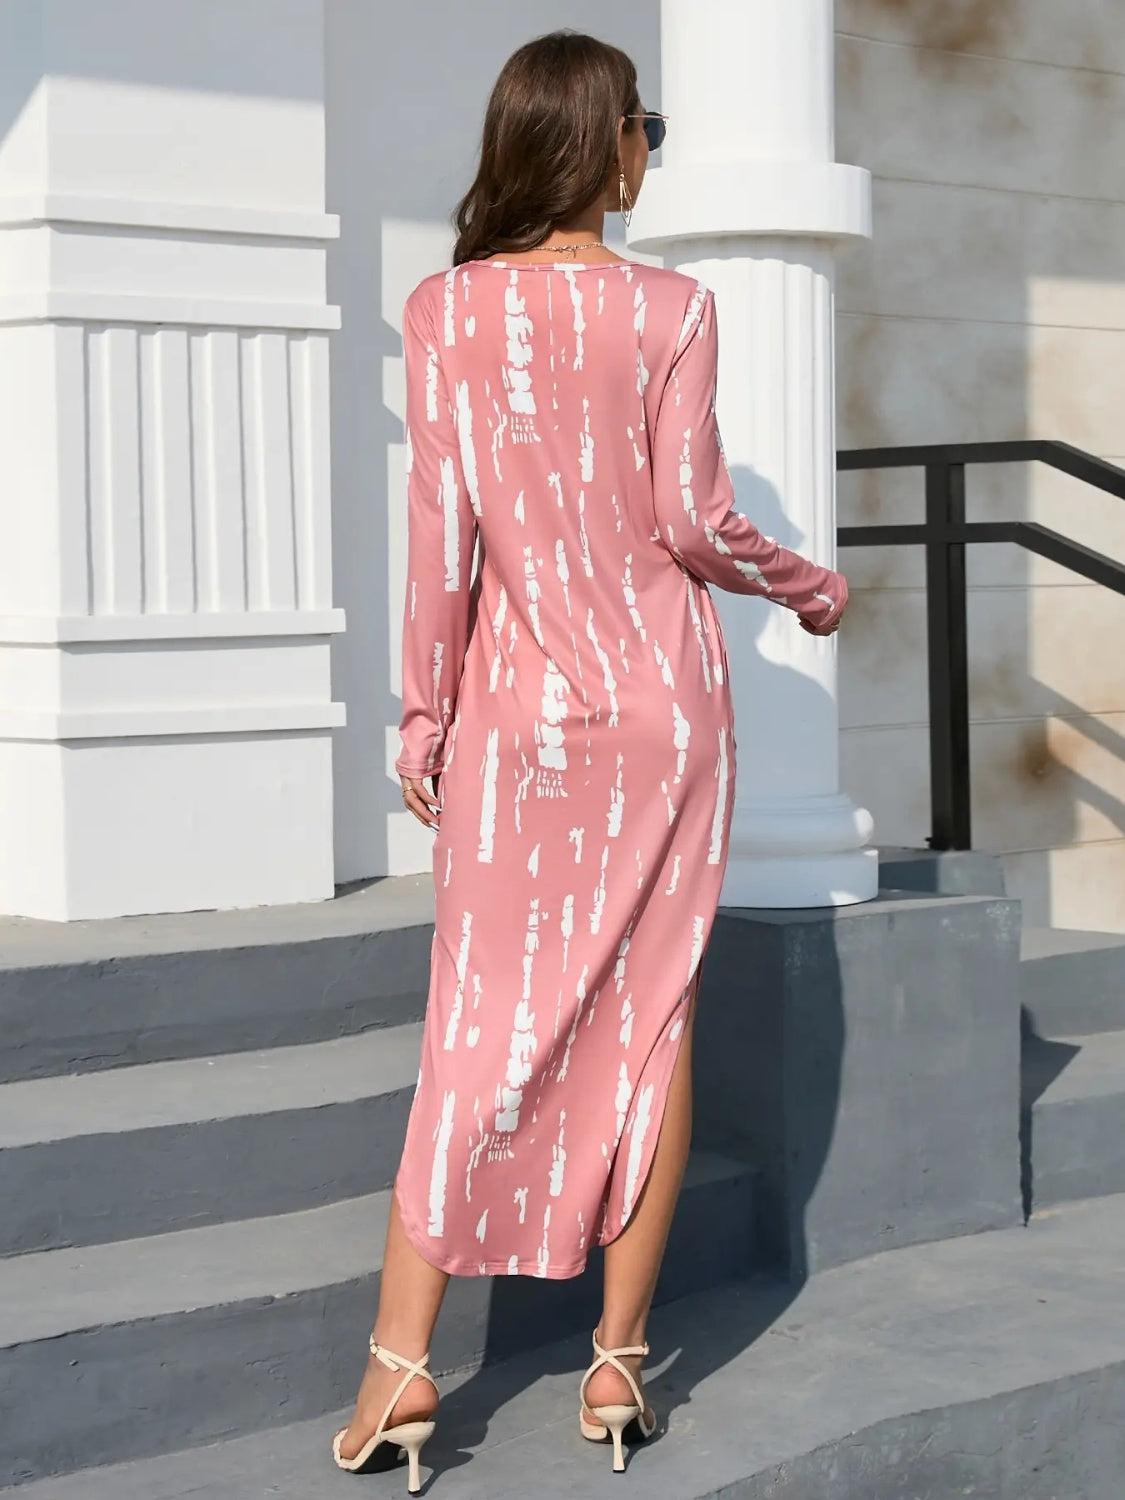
651 287 848 633
395 283 480 780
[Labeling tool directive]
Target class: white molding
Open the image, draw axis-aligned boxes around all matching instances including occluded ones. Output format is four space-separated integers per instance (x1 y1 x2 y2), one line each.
0 292 341 331
0 610 347 644
0 194 340 241
0 702 348 741
628 161 873 251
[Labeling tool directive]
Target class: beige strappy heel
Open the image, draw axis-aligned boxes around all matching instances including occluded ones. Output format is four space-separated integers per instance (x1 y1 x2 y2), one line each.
578 1330 658 1472
331 1337 438 1493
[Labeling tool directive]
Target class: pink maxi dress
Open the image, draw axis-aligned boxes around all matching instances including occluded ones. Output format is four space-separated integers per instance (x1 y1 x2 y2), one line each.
393 258 848 1278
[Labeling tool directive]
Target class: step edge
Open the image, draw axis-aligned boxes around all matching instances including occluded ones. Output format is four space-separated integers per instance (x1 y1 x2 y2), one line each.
0 1023 424 1148
0 1151 756 1348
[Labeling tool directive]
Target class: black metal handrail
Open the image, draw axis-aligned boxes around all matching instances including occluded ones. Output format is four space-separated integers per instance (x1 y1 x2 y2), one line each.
835 441 1125 851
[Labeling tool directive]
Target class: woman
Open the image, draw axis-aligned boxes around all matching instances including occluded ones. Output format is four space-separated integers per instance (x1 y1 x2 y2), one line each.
333 29 848 1492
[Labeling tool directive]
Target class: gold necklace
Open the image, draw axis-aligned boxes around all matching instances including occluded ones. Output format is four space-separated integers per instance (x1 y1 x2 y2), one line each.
537 239 606 257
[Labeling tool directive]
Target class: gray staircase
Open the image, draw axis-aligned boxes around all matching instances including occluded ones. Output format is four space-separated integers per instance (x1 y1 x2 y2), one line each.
0 1024 423 1255
871 854 1125 1221
1019 924 1125 1216
8 1190 1125 1500
1022 1030 1125 1209
0 875 436 1083
0 1151 757 1486
5 855 1125 1492
1020 924 1125 1037
0 877 759 1487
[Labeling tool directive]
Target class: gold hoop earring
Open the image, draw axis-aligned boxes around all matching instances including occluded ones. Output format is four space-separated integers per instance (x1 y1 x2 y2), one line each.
618 169 633 229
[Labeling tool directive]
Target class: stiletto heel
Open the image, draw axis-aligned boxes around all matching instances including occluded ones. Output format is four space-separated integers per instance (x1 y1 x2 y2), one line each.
578 1330 657 1473
332 1337 439 1493
395 1421 436 1493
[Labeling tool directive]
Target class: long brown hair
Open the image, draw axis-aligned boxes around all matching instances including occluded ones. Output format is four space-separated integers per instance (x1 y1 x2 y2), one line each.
452 31 641 267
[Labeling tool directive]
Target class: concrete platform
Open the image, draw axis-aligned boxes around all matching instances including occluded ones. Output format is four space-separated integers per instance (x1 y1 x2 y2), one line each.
9 1190 1125 1499
700 886 1023 1274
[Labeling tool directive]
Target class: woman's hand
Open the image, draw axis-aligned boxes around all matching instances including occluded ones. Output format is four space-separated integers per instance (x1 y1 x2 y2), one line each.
401 775 441 830
798 609 844 637
799 578 849 636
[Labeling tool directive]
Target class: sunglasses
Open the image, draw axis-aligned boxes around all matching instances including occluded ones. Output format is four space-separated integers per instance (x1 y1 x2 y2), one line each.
625 110 668 152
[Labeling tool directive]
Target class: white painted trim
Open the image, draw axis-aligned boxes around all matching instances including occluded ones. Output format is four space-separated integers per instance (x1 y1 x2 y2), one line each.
0 293 341 331
0 703 348 741
0 194 340 240
0 610 347 644
627 161 872 251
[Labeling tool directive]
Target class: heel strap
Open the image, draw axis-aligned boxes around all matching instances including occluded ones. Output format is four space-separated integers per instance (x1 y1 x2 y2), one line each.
580 1331 650 1412
368 1337 438 1440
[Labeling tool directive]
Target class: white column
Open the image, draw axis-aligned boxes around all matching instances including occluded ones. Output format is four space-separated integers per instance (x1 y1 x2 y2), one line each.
0 0 344 920
630 0 877 907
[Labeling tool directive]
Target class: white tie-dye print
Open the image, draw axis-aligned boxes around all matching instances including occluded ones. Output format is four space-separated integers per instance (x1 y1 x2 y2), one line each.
579 398 595 482
549 1111 567 1196
621 1081 655 1220
503 275 537 429
535 660 569 792
427 1090 456 1236
392 261 848 1277
442 909 473 1051
454 380 482 517
443 269 457 348
424 346 439 423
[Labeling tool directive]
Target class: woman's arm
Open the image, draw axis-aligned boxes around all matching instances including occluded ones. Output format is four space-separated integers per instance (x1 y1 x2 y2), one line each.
651 287 848 634
395 282 480 780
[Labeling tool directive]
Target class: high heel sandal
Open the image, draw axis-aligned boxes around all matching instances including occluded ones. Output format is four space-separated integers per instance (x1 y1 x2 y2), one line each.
578 1330 658 1472
331 1336 438 1493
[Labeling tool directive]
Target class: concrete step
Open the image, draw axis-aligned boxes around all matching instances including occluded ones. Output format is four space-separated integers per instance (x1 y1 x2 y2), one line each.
0 1024 423 1255
876 845 1008 897
0 876 435 1083
1020 924 1125 1038
1022 1027 1125 1212
0 1148 757 1486
8 1190 1125 1500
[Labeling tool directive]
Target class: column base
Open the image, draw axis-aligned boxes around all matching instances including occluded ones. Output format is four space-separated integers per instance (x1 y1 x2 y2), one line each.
721 846 879 909
722 791 879 908
0 732 338 921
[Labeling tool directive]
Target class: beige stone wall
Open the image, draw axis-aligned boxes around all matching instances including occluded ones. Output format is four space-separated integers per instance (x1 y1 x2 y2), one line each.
834 0 1125 931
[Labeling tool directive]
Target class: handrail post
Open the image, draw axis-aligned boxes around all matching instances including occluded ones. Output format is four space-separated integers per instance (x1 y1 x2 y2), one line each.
925 462 972 849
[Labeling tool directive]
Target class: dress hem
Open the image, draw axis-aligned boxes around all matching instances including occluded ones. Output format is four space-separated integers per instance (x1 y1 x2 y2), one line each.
393 1174 593 1281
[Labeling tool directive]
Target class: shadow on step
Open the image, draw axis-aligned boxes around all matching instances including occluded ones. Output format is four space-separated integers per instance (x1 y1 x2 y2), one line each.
1019 1006 1082 1222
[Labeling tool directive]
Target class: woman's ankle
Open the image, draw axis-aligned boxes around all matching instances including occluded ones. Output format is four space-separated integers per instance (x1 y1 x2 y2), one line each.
596 1316 647 1350
371 1325 431 1361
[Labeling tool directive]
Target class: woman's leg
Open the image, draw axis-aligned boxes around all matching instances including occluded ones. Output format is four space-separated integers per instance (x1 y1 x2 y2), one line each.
336 1193 450 1458
584 972 700 1414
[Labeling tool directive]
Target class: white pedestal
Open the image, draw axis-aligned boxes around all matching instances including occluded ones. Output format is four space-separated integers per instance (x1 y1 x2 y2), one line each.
0 1 343 918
